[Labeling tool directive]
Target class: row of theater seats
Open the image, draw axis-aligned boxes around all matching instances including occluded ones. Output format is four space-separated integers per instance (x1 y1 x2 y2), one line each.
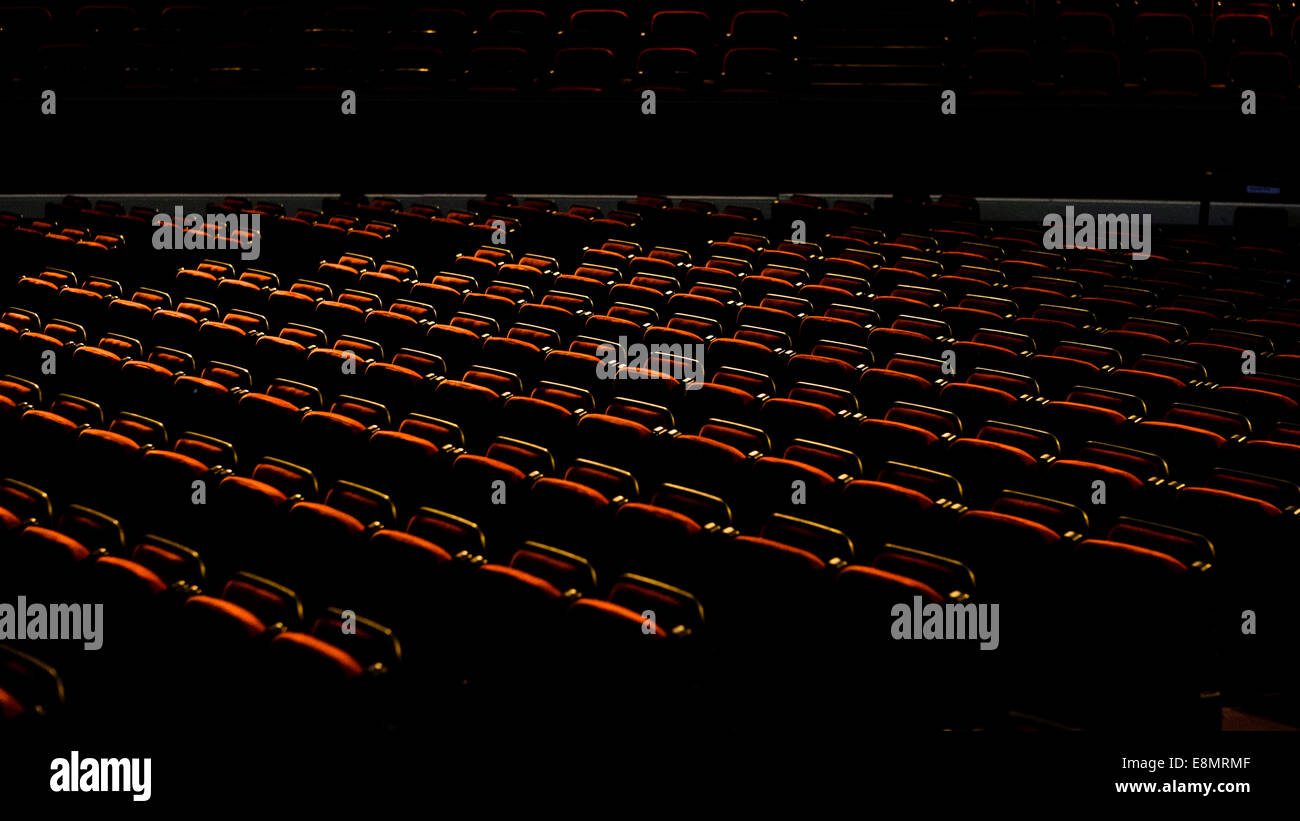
971 44 1293 97
973 2 1300 55
11 2 1300 99
0 4 800 93
1 191 1297 733
967 2 1300 95
1 4 797 47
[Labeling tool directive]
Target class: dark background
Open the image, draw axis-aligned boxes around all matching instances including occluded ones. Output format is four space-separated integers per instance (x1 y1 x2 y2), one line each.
0 93 1293 199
